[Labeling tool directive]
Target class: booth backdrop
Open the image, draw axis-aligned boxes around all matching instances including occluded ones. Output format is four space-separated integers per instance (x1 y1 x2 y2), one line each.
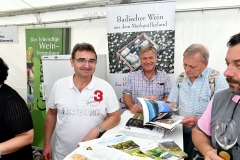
1 1 240 102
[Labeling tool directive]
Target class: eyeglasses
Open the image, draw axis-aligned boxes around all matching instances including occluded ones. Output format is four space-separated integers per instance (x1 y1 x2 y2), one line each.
73 57 96 65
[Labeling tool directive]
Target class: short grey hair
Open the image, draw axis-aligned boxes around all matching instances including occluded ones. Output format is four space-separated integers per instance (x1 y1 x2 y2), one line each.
139 45 157 57
183 44 209 62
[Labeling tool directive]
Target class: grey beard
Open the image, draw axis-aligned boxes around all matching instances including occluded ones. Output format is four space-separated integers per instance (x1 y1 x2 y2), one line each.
226 77 240 95
229 86 240 95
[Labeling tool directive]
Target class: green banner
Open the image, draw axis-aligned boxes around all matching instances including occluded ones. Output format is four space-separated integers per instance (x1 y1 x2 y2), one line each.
26 28 71 148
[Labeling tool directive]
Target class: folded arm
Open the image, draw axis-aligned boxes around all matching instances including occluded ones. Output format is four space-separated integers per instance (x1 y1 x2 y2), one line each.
0 129 34 155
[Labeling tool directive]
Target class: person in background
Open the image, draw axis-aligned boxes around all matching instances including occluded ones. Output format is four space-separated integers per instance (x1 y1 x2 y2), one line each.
0 57 34 160
42 43 121 160
192 33 240 159
167 43 229 160
123 45 171 114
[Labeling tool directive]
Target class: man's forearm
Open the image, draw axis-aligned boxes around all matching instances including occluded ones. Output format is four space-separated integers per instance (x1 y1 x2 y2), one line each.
100 110 121 131
123 93 134 109
0 129 34 155
44 109 57 145
192 127 214 156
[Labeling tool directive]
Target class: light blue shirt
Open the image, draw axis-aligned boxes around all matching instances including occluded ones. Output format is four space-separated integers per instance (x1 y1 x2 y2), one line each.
167 67 229 117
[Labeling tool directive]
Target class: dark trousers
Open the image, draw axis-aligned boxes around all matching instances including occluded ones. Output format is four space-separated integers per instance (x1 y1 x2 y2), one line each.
183 127 204 160
183 132 194 160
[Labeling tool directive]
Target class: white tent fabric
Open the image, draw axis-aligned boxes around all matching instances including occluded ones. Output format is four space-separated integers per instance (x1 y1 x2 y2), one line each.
1 0 240 101
0 0 107 12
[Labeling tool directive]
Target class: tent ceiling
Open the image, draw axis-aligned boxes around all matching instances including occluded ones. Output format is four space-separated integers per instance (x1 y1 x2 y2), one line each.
0 0 110 12
1 0 240 19
0 0 157 17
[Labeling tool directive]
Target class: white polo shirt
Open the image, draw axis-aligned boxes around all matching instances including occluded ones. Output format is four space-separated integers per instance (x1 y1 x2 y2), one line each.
47 75 120 160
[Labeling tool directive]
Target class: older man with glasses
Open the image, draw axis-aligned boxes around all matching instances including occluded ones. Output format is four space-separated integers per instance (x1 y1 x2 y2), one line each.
42 43 121 160
167 43 229 160
123 45 171 114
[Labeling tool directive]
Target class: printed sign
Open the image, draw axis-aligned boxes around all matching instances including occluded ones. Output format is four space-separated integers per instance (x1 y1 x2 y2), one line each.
0 26 19 43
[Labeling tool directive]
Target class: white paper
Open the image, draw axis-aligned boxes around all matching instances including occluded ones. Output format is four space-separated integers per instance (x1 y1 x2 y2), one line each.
119 124 164 140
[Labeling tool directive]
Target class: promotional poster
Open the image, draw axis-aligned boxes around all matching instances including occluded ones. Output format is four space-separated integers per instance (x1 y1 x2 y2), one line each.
106 1 175 113
25 28 71 148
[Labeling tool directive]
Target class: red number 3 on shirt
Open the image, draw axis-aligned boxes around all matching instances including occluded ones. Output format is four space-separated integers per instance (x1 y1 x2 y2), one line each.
94 90 103 102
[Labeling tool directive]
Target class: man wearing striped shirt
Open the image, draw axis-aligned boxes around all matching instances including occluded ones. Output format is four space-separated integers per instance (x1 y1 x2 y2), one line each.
167 44 228 160
123 45 171 114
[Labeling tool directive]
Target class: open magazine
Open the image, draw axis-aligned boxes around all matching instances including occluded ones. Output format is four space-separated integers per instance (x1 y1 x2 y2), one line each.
119 121 165 139
157 138 188 159
137 98 184 130
140 143 179 160
97 134 152 159
140 138 188 160
64 140 144 160
64 134 148 160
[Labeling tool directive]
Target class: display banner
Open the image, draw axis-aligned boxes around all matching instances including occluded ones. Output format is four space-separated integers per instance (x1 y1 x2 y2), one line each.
106 1 175 113
0 26 19 43
25 28 71 148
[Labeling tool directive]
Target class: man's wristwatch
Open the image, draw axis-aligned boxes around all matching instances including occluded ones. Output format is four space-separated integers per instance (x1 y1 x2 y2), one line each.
0 148 2 158
97 125 104 133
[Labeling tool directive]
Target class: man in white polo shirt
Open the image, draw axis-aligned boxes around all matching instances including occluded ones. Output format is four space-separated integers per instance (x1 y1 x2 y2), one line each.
42 43 121 160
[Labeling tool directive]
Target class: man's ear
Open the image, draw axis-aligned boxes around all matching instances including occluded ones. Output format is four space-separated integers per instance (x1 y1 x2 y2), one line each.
204 61 208 67
70 58 74 67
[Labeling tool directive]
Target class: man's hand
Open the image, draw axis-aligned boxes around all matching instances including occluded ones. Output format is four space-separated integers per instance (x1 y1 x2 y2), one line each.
181 115 199 128
145 96 157 100
42 143 52 160
129 104 143 114
128 95 156 114
205 149 223 160
82 127 100 142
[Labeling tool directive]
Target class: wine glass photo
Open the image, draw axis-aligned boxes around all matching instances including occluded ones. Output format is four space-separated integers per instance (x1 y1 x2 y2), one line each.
215 118 238 150
168 99 178 112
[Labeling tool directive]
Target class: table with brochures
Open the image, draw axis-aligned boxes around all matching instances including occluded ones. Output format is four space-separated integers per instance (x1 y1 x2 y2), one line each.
64 110 184 160
102 110 183 150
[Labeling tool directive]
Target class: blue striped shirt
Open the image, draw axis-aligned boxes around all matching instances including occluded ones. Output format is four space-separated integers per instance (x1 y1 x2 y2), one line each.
123 69 171 105
167 67 229 117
